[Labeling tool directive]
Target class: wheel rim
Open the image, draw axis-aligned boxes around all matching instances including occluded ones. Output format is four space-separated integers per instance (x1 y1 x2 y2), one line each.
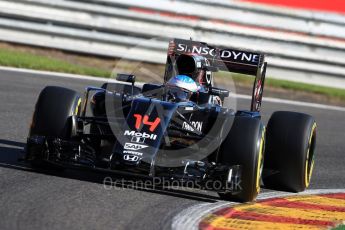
74 97 82 115
305 123 317 188
256 126 265 193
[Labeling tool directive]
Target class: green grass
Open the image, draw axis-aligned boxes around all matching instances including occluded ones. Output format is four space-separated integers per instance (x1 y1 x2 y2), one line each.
218 73 345 102
333 224 345 230
267 78 345 100
0 48 111 78
1 47 345 102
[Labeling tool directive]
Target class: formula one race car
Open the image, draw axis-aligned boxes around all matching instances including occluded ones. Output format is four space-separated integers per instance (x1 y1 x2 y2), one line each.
25 38 317 202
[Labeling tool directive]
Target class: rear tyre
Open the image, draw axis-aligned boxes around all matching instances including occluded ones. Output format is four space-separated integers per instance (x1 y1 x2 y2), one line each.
27 86 81 168
263 111 317 192
217 116 265 202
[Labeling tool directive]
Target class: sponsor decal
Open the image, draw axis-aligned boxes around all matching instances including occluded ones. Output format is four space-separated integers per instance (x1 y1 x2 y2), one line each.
131 136 145 143
196 61 202 68
176 44 260 64
177 44 216 56
124 130 157 140
123 154 139 162
205 71 212 85
124 143 148 151
133 114 161 132
182 121 203 132
123 150 143 156
254 79 262 101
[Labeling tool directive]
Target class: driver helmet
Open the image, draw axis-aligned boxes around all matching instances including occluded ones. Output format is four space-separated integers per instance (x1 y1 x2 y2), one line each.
176 54 212 88
166 75 198 101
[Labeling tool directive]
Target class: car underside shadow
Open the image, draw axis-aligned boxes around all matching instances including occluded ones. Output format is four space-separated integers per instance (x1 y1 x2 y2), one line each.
0 139 220 203
0 139 31 170
0 139 26 148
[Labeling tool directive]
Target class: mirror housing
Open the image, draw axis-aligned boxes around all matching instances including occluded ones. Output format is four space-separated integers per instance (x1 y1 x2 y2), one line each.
209 87 230 98
116 74 136 83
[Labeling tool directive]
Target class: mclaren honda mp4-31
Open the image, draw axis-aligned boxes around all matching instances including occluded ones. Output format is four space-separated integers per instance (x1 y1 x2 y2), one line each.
25 39 317 202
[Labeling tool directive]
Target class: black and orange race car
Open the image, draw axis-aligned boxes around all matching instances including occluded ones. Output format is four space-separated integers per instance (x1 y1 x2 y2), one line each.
24 38 317 202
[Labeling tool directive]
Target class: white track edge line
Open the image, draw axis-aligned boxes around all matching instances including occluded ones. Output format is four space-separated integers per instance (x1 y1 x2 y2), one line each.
0 66 118 82
1 66 344 112
171 189 345 230
233 94 345 112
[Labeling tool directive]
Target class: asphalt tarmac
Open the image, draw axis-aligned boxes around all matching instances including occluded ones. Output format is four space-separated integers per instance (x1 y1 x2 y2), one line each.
0 69 344 230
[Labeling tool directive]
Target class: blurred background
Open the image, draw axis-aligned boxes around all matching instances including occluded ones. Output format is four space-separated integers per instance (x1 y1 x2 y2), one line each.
0 0 344 105
0 3 344 229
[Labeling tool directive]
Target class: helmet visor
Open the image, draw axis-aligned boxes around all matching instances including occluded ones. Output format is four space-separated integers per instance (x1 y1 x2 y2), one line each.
167 86 191 101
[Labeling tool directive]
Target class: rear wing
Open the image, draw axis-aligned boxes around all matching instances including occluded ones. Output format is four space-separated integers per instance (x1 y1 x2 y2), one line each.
164 38 268 111
166 38 265 76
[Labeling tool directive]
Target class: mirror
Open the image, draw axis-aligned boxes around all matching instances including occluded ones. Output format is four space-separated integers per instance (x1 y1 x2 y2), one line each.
116 74 136 83
209 87 230 97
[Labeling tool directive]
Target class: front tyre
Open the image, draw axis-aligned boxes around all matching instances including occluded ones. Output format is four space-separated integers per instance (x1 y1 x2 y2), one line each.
27 86 81 168
263 111 317 192
217 116 265 202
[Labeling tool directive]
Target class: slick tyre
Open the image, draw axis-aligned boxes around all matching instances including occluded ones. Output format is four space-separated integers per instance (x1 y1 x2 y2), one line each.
218 116 265 203
27 86 81 168
263 111 317 192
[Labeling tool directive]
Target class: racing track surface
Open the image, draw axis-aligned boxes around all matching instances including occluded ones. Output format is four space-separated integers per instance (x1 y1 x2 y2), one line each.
0 68 344 230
